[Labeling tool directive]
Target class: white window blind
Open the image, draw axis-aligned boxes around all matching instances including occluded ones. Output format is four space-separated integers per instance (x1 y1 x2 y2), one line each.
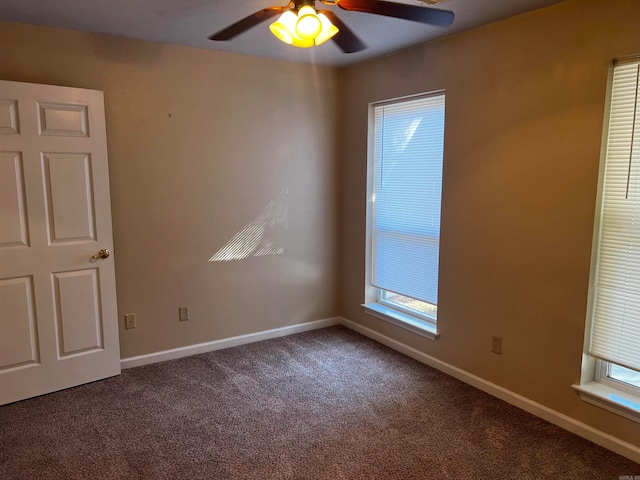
371 93 445 305
590 58 640 372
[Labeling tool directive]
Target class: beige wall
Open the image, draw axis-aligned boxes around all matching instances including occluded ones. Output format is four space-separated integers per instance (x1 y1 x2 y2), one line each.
340 0 640 447
0 21 340 358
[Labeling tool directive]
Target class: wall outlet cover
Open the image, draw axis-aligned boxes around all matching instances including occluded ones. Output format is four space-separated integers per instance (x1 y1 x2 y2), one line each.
125 313 136 329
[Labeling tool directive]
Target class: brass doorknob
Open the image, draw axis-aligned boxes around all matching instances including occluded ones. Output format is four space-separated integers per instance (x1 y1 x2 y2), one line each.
92 249 110 259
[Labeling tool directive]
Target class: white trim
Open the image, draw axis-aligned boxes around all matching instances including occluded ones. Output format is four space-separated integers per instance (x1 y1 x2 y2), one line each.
372 89 447 108
362 303 439 340
120 317 341 369
573 382 640 424
340 317 640 464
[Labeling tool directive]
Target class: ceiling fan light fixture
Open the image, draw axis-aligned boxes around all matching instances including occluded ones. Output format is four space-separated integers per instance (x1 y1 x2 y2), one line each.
269 11 314 48
270 6 334 48
295 5 322 39
290 34 314 48
211 0 454 54
314 13 339 46
269 10 298 44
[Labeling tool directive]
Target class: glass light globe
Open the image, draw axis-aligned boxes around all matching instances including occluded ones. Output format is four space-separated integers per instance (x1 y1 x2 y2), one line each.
296 6 322 39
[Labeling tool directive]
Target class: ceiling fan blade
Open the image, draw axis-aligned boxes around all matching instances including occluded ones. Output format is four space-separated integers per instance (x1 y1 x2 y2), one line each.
209 7 286 41
337 0 454 28
321 10 366 53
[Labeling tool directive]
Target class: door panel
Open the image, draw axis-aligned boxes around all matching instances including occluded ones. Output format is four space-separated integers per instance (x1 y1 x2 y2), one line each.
0 152 29 247
0 99 19 134
0 80 119 405
0 276 39 371
42 153 96 243
52 268 103 357
38 102 89 137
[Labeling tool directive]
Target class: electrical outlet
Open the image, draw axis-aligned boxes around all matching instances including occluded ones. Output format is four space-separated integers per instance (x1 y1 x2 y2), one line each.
179 307 189 322
125 313 136 330
491 336 502 355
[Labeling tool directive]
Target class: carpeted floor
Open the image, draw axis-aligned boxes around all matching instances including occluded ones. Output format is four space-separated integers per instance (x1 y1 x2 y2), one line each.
0 326 637 479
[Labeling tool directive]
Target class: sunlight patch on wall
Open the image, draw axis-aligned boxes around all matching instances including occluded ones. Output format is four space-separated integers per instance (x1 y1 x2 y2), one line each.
209 190 288 262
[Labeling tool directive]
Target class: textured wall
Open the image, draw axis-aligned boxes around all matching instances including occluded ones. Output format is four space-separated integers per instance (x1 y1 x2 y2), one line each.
0 22 341 358
339 0 640 447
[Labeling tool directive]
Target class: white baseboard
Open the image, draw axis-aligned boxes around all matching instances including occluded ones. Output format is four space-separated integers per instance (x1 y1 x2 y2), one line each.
120 317 341 369
340 317 640 465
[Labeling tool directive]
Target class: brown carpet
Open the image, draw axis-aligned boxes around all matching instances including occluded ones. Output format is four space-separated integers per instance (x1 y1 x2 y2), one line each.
0 326 637 479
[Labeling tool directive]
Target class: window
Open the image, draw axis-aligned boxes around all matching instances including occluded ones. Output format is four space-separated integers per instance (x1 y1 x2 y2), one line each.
575 57 640 422
363 92 445 340
598 363 640 396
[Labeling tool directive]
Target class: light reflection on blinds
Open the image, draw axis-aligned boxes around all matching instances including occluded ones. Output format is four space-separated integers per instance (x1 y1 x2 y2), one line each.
371 94 445 305
590 59 640 372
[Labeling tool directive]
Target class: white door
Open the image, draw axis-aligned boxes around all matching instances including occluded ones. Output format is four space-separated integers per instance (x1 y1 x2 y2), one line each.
0 80 120 405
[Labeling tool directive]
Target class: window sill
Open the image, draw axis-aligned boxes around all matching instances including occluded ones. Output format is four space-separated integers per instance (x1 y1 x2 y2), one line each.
362 303 439 341
572 382 640 424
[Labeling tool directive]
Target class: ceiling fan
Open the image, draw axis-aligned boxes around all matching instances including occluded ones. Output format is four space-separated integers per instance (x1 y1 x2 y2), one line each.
209 0 454 53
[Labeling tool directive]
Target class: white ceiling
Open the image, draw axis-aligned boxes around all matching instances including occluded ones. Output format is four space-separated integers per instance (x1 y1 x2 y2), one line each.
0 0 565 67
